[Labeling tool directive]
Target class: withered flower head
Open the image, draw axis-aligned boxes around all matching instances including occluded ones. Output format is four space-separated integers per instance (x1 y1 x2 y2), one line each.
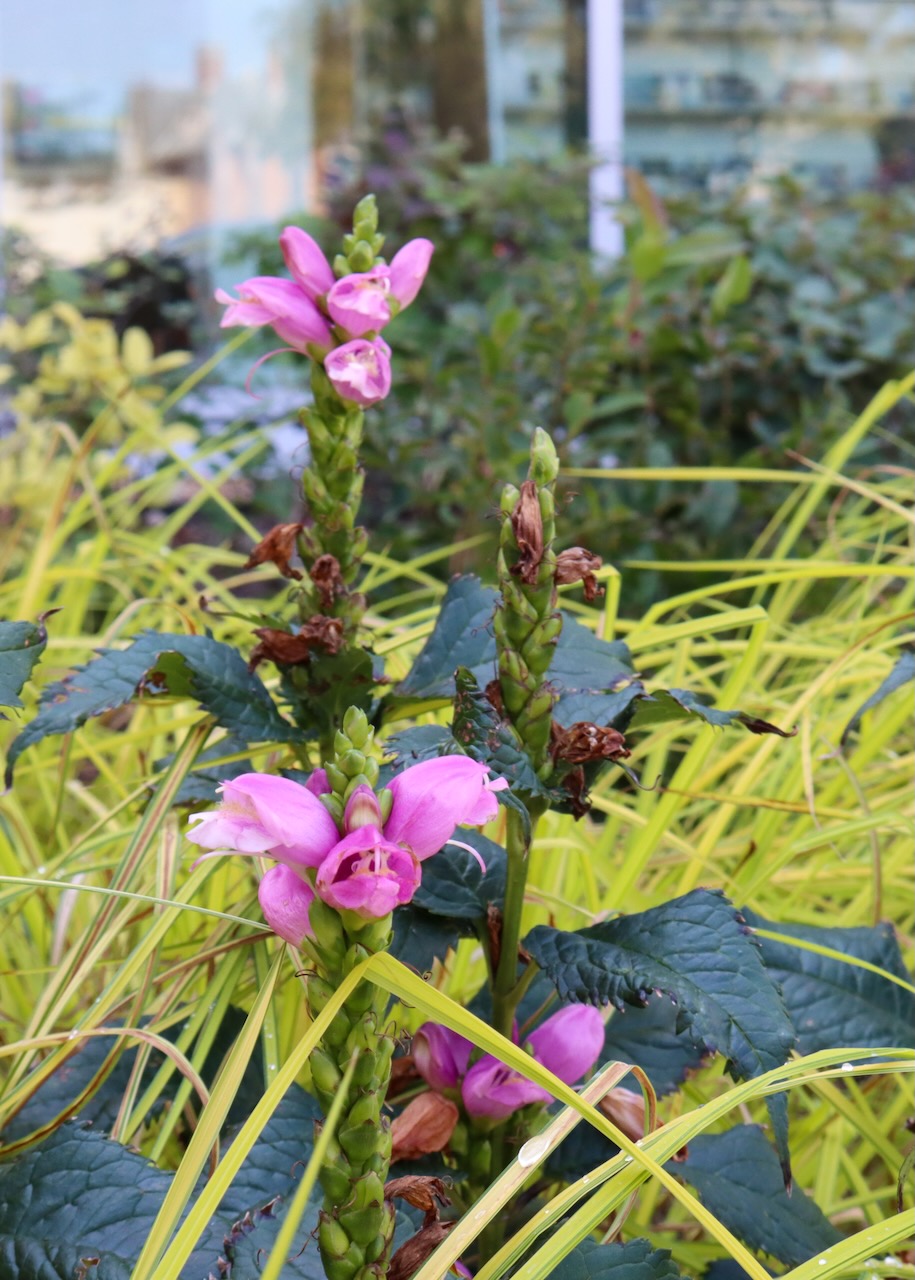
510 479 544 586
555 547 603 601
390 1092 459 1163
551 721 630 765
248 616 345 670
243 522 304 580
310 553 346 610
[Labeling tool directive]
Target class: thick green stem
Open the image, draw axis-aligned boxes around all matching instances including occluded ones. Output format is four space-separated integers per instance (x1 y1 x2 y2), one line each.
491 806 537 1041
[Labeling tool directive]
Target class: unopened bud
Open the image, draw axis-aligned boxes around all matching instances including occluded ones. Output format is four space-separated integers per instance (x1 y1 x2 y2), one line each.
325 763 349 794
347 240 375 273
343 705 371 747
377 788 393 822
339 749 367 779
344 784 383 832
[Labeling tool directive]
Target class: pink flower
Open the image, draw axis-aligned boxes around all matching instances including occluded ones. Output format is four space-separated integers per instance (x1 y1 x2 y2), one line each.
389 239 435 309
413 1024 474 1092
413 1005 606 1121
187 757 507 924
280 226 336 298
326 265 392 337
324 337 392 407
258 864 316 946
215 277 333 353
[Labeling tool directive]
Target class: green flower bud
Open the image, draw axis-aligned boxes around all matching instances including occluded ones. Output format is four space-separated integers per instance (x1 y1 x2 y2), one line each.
318 1215 353 1259
353 193 379 236
339 1204 385 1247
347 240 375 273
340 749 367 779
318 1164 352 1204
325 763 349 794
377 788 393 822
319 793 345 826
310 1048 342 1095
363 1231 391 1264
345 1092 381 1129
343 706 371 748
339 1121 382 1163
334 729 352 756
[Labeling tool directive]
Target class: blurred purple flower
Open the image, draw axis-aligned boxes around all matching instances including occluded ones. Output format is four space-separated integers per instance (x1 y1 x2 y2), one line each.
324 337 392 407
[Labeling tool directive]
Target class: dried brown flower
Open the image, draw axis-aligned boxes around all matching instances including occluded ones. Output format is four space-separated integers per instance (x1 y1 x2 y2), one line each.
248 616 345 670
244 522 304 580
555 547 603 601
310 553 346 610
390 1092 459 1163
388 1221 454 1280
551 721 630 765
510 480 544 585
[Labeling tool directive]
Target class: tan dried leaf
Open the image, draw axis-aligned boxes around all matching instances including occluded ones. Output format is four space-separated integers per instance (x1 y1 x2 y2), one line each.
390 1092 459 1163
248 616 345 670
384 1174 451 1221
244 522 304 580
551 721 630 764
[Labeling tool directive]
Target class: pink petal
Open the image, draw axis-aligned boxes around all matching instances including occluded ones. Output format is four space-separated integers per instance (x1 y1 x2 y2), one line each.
280 226 335 297
525 1005 606 1086
384 756 504 860
314 826 420 919
324 337 392 407
412 1024 473 1091
258 864 315 945
305 768 330 796
461 1055 552 1119
389 238 434 309
219 774 340 868
326 266 392 337
215 277 332 351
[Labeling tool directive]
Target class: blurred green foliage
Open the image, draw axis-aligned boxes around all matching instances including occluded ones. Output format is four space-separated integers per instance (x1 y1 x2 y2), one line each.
229 131 915 604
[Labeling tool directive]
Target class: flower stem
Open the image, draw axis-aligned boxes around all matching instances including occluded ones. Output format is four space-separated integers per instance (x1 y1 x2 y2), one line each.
491 805 537 1042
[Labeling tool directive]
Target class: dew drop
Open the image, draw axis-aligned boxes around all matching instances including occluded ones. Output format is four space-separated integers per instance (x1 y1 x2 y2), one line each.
818 1260 827 1265
840 1062 854 1072
35 865 46 876
518 1134 551 1168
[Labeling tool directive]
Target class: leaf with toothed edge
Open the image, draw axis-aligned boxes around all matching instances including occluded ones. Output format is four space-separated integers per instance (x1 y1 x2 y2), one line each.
0 617 51 714
5 630 298 785
525 889 796 1179
546 1235 685 1280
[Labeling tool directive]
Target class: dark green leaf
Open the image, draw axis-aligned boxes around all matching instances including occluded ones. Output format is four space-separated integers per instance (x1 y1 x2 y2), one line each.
0 618 50 713
841 649 915 747
547 1235 684 1280
744 911 915 1053
601 996 711 1097
396 576 497 701
161 735 254 806
412 827 506 920
0 1236 132 1280
548 618 643 729
0 1123 225 1277
384 724 455 770
391 905 470 972
627 689 794 738
674 1126 841 1266
525 890 796 1174
5 630 297 784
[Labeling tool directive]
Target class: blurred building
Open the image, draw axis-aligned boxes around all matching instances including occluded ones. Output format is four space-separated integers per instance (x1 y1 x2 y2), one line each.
0 0 913 271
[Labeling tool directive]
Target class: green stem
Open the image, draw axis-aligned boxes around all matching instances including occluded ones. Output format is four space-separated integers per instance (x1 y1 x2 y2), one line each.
491 805 535 1042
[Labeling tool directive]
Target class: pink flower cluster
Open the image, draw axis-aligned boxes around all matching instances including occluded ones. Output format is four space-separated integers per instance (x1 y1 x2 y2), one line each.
186 756 507 935
216 227 434 407
413 1006 606 1121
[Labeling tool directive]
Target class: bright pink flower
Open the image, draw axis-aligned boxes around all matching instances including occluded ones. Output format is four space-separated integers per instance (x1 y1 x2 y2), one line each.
385 756 507 858
389 239 435 309
258 864 316 946
413 1024 474 1092
461 1005 605 1119
187 756 506 923
327 265 392 337
186 774 340 868
324 337 392 407
215 277 333 353
279 226 335 297
315 825 420 917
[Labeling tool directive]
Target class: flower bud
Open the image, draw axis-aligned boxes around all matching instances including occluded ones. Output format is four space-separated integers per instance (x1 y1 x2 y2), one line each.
343 705 371 747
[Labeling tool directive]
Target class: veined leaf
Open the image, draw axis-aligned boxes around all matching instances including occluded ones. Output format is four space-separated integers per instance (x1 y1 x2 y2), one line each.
673 1126 841 1267
744 912 915 1053
0 617 51 713
626 688 794 737
840 648 915 747
5 630 297 784
525 889 796 1174
546 1236 684 1280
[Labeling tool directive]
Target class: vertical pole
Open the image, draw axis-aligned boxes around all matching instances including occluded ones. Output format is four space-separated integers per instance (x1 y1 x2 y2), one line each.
587 0 625 258
482 0 507 164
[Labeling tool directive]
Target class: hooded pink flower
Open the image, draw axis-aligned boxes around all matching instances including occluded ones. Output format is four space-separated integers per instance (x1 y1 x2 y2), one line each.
215 277 333 353
324 337 392 407
279 226 336 298
413 1005 606 1121
258 864 316 947
187 757 507 923
326 265 392 337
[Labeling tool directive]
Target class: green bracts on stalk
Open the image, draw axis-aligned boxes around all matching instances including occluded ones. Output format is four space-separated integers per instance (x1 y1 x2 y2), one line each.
493 427 562 777
307 710 397 1280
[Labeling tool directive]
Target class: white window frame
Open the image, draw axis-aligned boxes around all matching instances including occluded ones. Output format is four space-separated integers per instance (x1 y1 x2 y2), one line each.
587 0 625 257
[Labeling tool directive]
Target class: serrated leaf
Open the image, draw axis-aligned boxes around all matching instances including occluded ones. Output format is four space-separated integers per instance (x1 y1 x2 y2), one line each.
384 724 455 770
0 1235 132 1280
162 736 254 806
0 1123 225 1277
673 1126 841 1267
841 648 915 747
525 889 796 1174
412 827 506 920
395 576 644 729
0 619 49 713
626 688 794 738
602 996 711 1097
547 1235 684 1280
744 911 915 1053
5 631 297 784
